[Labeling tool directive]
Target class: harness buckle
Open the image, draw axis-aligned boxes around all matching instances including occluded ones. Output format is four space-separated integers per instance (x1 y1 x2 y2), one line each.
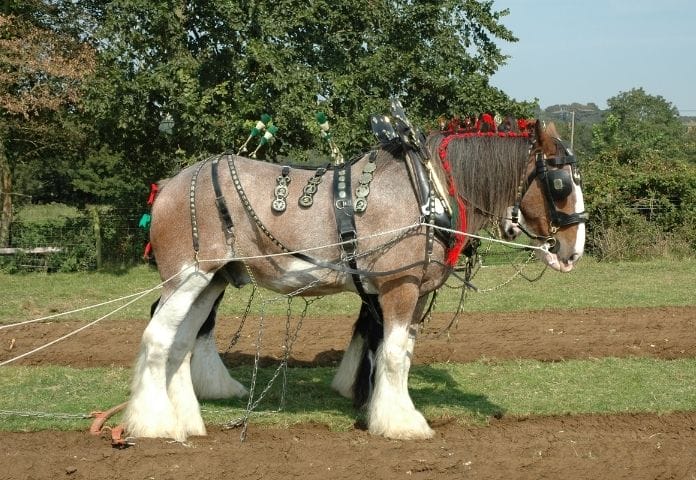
340 230 357 260
335 199 352 210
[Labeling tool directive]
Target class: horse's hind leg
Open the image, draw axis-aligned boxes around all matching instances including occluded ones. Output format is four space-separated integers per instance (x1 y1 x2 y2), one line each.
123 270 221 441
368 283 433 439
191 291 248 399
331 298 376 399
331 295 384 407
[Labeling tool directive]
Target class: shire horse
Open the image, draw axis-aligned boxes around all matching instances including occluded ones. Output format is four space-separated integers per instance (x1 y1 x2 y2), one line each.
124 116 586 441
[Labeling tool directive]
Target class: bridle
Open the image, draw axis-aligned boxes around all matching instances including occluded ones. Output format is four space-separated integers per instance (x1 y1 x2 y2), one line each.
511 138 589 251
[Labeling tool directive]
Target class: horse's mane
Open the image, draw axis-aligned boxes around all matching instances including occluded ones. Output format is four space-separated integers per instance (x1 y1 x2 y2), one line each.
427 132 531 231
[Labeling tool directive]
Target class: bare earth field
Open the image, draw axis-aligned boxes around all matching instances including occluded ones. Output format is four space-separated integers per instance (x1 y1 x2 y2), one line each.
2 306 695 480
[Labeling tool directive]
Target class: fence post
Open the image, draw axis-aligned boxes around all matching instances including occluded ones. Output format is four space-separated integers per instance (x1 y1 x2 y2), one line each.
90 206 102 270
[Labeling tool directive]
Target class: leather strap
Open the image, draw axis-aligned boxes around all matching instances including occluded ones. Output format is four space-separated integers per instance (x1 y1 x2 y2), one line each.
333 163 357 258
211 155 234 236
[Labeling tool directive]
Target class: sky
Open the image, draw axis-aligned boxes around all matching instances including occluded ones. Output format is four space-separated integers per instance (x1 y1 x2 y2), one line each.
489 0 696 114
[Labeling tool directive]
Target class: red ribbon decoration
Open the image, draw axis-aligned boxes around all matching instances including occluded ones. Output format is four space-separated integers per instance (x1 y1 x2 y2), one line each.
147 183 159 205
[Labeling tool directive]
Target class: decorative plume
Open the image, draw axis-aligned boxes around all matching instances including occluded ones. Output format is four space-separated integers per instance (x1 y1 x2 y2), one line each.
316 111 343 165
238 113 272 154
250 124 279 158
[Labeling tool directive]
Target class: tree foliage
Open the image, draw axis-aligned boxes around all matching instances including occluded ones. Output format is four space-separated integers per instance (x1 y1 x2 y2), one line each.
83 0 534 200
1 0 541 256
583 88 696 259
591 88 686 162
0 1 96 245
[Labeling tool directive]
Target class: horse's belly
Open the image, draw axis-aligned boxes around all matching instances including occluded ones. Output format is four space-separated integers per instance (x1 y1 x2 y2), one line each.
252 258 351 296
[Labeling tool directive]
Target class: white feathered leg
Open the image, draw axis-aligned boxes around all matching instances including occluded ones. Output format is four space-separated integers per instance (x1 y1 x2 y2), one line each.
331 331 364 399
123 270 214 441
368 322 433 440
191 331 248 399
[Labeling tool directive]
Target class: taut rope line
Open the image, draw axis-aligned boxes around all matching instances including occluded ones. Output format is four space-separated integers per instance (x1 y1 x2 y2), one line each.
0 223 545 365
0 283 165 367
190 221 548 266
0 289 162 331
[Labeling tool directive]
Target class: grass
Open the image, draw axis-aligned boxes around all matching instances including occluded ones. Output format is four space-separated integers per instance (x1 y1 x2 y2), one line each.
1 358 695 432
0 256 694 433
1 256 694 325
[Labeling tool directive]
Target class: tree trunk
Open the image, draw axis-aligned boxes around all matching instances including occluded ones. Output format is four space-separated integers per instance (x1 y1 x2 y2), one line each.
0 139 11 248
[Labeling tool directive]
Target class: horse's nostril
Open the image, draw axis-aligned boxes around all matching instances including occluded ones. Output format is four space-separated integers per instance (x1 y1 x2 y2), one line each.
566 253 581 265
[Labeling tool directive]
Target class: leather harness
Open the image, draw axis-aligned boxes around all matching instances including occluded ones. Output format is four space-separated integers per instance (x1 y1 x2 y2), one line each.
190 106 457 292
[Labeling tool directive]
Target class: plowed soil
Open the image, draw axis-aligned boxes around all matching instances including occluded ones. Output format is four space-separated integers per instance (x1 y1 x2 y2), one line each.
2 306 695 479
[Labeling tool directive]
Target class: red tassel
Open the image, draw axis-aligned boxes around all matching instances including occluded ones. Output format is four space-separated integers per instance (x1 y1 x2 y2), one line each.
143 242 152 259
147 183 159 205
445 196 467 266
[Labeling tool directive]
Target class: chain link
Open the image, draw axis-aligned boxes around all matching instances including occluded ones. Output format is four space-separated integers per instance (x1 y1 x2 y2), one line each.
222 264 326 441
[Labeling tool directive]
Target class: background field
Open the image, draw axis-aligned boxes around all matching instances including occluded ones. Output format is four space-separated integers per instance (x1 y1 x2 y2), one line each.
1 257 695 479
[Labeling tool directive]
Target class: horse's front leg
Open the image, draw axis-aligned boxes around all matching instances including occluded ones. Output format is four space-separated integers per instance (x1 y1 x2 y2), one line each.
368 282 434 439
123 270 218 441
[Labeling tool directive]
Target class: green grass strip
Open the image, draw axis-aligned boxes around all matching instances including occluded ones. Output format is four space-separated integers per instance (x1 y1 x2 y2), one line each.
2 358 695 432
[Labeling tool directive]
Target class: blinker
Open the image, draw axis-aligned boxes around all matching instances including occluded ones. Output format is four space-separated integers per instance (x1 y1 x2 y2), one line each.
546 169 573 201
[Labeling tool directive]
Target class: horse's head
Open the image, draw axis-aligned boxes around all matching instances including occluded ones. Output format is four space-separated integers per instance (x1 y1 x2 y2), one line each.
515 121 588 272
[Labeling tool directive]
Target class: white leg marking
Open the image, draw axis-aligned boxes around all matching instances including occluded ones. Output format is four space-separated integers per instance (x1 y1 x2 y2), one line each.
368 324 433 439
332 332 365 399
191 333 248 399
124 270 214 440
167 349 206 438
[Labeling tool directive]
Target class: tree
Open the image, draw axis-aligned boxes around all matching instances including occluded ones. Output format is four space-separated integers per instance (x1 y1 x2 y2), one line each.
83 0 535 207
0 2 95 246
583 88 696 258
591 88 685 162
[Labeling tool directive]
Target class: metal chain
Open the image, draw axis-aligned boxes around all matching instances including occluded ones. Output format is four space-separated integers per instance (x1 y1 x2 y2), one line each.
223 281 256 354
475 250 541 293
226 154 292 254
433 234 548 338
189 157 211 260
223 265 324 441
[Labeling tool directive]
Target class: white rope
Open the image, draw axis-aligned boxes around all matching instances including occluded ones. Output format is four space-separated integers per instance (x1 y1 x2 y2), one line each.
193 220 547 266
0 220 542 365
0 283 161 367
0 288 163 331
426 223 550 252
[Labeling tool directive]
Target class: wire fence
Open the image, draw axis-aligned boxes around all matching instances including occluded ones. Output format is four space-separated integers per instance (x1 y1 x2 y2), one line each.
1 208 148 272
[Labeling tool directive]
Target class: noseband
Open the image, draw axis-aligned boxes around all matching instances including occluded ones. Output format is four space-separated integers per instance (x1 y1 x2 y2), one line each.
511 139 589 250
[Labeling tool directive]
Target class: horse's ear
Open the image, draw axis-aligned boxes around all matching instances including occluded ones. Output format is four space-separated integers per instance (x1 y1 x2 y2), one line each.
533 119 544 142
544 121 561 140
